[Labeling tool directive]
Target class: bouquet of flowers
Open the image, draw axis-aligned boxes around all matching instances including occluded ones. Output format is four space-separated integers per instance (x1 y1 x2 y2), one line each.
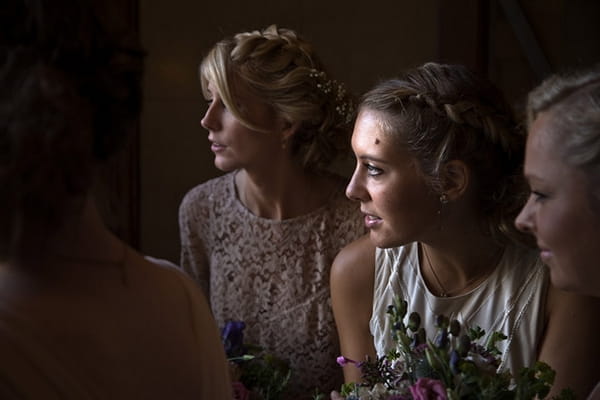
221 320 292 400
335 297 574 400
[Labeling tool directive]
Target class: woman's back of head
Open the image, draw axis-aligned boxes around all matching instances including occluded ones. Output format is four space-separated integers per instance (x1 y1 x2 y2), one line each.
200 24 356 173
0 0 143 263
360 62 530 246
0 5 232 397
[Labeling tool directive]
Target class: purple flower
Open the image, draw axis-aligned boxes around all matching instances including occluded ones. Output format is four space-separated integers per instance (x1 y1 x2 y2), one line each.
221 320 246 358
336 356 358 367
449 350 460 374
409 378 448 400
232 381 250 400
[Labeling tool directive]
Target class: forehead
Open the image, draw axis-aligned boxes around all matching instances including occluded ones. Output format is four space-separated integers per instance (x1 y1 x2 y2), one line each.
352 110 395 146
352 109 413 162
525 111 578 183
525 111 563 167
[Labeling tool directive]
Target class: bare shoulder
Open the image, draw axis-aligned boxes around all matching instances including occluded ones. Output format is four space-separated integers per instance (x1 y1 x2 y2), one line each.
540 285 600 398
331 234 376 288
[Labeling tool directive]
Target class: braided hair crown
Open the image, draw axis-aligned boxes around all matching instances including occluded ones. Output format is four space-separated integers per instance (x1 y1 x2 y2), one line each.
360 62 530 247
200 25 356 173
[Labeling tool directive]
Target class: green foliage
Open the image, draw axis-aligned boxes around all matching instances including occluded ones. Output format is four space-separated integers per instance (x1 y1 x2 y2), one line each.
339 297 573 400
235 349 291 400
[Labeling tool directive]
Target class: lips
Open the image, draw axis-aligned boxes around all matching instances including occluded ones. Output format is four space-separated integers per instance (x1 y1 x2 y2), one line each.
537 243 552 263
210 141 226 152
539 248 552 263
363 212 382 229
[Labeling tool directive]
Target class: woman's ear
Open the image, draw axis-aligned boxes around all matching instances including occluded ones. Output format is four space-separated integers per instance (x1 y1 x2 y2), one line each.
440 160 470 200
280 121 300 148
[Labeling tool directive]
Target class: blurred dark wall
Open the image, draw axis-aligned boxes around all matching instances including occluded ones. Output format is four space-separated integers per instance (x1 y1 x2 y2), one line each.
136 0 600 263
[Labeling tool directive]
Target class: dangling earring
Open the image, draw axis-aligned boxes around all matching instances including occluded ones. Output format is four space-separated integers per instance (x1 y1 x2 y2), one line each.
281 139 288 151
437 193 448 230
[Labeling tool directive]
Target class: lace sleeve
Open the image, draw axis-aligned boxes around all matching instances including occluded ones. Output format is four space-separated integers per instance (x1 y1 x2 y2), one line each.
178 190 210 296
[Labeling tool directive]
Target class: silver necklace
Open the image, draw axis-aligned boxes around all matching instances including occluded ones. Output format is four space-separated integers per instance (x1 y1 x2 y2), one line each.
421 245 498 298
422 246 448 297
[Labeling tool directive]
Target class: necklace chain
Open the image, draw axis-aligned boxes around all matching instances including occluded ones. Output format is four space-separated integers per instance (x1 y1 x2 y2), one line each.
421 245 501 298
423 247 448 297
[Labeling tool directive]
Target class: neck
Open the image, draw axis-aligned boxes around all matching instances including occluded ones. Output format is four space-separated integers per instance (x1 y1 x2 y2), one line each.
235 165 333 220
419 235 504 297
44 195 127 272
0 195 129 294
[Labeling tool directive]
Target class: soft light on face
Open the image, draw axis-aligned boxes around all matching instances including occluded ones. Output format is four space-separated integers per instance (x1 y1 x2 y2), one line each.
346 109 438 248
515 110 600 297
200 81 284 172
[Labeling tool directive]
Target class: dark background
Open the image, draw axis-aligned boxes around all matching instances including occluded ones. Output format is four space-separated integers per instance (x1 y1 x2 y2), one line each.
99 0 600 263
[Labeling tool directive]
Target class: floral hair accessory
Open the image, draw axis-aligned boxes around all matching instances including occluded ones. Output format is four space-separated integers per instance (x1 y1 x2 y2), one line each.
309 68 355 124
333 297 575 400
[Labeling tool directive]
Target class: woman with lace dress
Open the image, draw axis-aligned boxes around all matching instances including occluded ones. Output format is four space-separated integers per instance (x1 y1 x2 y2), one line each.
179 25 366 398
0 1 231 398
516 66 600 399
330 63 600 399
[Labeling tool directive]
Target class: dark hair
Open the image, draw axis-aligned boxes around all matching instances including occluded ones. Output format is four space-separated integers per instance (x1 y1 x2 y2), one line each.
360 62 530 246
0 0 144 260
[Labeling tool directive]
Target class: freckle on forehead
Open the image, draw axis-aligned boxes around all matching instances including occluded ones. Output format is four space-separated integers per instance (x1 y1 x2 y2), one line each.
375 138 380 145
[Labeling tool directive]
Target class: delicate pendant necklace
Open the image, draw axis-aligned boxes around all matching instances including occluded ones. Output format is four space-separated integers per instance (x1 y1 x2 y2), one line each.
421 245 501 298
423 246 448 297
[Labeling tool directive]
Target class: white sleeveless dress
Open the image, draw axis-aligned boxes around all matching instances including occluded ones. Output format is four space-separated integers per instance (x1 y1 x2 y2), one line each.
370 242 549 374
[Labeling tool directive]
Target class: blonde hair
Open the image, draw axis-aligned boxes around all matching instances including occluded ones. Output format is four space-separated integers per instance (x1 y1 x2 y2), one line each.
200 25 355 172
360 63 530 247
527 65 600 181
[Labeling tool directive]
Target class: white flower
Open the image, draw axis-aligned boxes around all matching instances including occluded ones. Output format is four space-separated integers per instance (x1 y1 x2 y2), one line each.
370 383 389 399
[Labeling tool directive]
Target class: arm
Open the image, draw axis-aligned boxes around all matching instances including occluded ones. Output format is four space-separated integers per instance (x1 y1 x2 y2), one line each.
538 284 600 399
330 234 377 383
178 196 211 296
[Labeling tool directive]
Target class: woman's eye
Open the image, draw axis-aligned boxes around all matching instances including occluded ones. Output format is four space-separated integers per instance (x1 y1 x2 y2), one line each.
531 190 548 202
365 163 383 176
206 98 226 109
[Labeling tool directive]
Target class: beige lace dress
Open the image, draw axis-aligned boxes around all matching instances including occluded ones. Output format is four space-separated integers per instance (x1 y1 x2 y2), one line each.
179 171 366 399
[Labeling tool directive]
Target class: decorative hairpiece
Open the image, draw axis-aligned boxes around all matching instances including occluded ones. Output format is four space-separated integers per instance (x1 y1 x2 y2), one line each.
309 69 355 124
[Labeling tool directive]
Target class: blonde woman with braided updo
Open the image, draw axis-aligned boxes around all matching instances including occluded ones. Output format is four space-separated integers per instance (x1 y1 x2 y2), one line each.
331 62 600 399
179 25 365 398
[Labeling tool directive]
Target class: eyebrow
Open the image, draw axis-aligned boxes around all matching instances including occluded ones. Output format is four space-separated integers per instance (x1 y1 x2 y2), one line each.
522 171 544 185
356 154 388 164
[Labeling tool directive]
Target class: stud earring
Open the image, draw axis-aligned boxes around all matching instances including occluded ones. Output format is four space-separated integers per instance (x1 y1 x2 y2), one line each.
439 193 449 204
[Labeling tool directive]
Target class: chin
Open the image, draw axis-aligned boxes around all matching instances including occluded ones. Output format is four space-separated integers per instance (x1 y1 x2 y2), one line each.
369 230 403 249
213 159 238 172
549 265 583 293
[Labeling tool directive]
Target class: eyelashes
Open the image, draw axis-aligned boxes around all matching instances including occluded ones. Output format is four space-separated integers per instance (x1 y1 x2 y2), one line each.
365 163 383 176
530 190 548 202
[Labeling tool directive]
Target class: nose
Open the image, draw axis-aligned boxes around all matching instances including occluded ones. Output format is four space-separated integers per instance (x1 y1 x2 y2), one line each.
346 168 369 202
515 197 535 234
201 101 220 132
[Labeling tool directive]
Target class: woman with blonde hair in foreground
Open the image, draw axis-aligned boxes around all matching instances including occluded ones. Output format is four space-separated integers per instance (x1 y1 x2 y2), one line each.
516 65 600 399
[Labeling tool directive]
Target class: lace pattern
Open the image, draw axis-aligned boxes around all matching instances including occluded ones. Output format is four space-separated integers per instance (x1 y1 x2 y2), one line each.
179 172 366 398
